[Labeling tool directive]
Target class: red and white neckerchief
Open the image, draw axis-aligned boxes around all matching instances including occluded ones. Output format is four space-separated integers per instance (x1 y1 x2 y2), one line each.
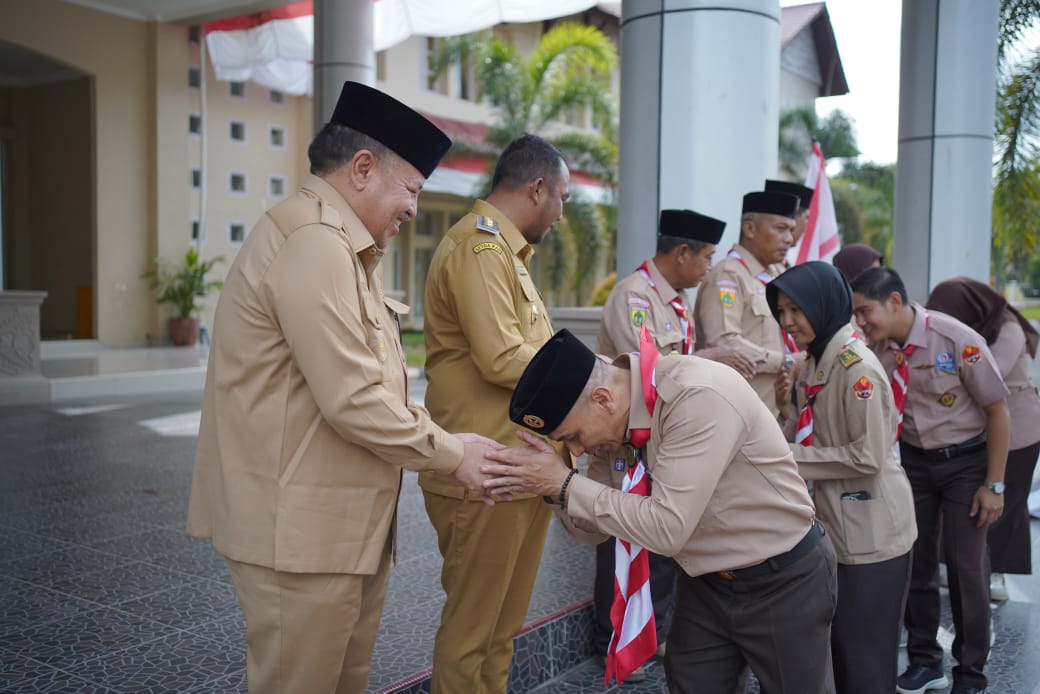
636 260 693 355
727 247 798 354
890 311 927 441
795 334 858 445
605 325 659 685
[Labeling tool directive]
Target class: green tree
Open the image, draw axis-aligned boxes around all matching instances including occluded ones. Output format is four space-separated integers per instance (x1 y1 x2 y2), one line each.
831 161 896 260
994 0 1040 280
431 24 619 304
778 106 859 177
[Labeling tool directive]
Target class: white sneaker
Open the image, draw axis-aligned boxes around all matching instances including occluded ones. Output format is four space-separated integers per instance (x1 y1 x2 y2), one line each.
990 573 1009 602
938 562 948 588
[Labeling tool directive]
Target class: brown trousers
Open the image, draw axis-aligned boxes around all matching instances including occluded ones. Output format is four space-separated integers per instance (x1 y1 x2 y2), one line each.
225 543 391 694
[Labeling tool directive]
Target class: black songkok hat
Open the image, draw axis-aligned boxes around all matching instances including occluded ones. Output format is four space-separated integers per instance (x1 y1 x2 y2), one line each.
330 81 452 178
765 179 814 211
742 191 799 219
509 329 596 435
659 209 726 244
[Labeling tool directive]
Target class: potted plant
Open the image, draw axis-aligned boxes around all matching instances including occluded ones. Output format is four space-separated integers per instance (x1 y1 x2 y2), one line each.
141 247 225 346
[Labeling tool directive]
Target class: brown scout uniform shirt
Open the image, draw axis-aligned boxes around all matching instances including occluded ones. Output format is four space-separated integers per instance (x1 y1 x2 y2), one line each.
420 199 562 499
779 324 917 565
874 304 1009 450
186 176 463 575
598 259 692 358
694 244 786 415
564 354 817 577
989 319 1040 450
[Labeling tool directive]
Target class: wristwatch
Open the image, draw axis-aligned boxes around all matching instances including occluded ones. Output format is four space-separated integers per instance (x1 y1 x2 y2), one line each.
986 481 1006 494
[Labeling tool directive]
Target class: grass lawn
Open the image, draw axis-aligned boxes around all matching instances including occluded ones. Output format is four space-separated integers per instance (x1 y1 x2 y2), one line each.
1023 306 1040 321
400 330 426 368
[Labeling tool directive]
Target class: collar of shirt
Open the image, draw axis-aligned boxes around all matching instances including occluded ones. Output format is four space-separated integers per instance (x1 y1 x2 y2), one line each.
733 243 769 278
646 257 684 305
805 323 859 387
471 199 534 265
616 353 653 442
885 301 929 355
301 175 383 274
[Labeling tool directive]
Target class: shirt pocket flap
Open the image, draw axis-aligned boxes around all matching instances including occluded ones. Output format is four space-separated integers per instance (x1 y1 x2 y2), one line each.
383 296 411 316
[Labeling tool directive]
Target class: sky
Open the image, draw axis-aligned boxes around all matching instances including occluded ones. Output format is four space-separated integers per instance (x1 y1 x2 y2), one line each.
781 0 903 165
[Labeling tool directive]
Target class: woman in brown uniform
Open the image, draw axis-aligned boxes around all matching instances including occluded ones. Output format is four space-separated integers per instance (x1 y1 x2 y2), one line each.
926 277 1040 601
768 261 917 694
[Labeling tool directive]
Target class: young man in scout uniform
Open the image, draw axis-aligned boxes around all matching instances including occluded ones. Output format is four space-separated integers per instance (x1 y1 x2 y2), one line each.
420 134 570 693
186 82 501 694
482 330 839 694
694 191 799 415
850 267 1010 694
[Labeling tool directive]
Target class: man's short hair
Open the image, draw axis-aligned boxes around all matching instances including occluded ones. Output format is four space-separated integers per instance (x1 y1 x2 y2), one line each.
307 123 393 176
849 266 908 305
490 134 566 191
657 236 710 255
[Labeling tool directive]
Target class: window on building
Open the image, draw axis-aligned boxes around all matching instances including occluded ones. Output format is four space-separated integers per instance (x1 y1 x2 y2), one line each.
229 172 247 194
420 37 474 100
413 210 439 237
188 66 201 89
188 25 200 43
191 220 205 242
191 168 201 189
269 89 284 105
422 37 445 93
229 81 246 98
189 113 201 135
269 126 285 148
269 176 285 198
230 120 246 142
229 222 246 244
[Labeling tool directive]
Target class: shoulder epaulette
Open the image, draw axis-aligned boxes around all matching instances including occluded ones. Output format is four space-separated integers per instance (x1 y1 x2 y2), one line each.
837 349 862 368
475 215 500 235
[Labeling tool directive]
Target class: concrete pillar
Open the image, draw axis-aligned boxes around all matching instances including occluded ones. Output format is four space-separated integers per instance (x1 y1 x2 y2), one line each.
313 0 375 134
617 0 782 275
893 0 999 299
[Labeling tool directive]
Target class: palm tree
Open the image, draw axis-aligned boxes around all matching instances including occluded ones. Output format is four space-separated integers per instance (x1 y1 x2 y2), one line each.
993 0 1040 280
430 23 619 303
777 106 859 178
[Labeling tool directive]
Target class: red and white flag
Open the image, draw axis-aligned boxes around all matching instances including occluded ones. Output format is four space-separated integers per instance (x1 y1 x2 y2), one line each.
790 141 841 264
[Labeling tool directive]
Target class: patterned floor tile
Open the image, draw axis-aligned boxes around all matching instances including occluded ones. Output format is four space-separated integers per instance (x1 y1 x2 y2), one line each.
0 545 130 585
48 561 199 607
0 585 102 639
113 579 240 628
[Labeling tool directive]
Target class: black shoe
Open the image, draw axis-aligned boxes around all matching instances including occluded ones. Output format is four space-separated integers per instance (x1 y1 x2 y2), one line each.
896 664 949 694
950 685 986 694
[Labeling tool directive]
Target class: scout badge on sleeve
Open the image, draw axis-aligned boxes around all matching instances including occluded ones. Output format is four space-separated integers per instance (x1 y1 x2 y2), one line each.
962 345 981 365
852 375 874 400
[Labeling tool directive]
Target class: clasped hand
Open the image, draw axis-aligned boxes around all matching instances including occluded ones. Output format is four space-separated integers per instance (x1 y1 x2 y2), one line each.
481 430 572 499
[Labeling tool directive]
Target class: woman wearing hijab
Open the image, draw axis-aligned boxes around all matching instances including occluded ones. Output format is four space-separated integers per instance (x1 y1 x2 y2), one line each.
832 243 883 283
768 261 917 694
926 277 1040 601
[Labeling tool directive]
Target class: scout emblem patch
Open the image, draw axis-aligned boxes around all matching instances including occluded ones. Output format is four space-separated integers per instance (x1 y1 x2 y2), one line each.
614 457 626 472
475 215 500 234
838 349 862 368
473 241 503 255
939 392 957 407
630 309 647 327
962 345 982 365
719 289 736 308
936 351 955 374
523 414 545 430
852 375 874 400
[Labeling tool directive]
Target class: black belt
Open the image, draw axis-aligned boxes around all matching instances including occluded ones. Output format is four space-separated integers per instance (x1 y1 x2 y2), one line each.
902 432 987 462
717 521 824 581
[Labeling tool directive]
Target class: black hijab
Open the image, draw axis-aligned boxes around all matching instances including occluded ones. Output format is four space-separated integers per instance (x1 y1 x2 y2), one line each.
767 261 855 363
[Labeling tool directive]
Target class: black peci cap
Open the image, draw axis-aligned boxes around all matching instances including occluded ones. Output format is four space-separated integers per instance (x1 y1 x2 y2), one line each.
330 81 452 178
659 209 726 244
765 179 814 211
509 330 597 435
742 191 799 219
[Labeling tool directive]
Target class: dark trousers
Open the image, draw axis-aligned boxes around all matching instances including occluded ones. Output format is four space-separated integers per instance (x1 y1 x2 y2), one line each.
664 529 837 694
988 442 1040 574
592 537 676 655
832 552 912 694
901 443 990 689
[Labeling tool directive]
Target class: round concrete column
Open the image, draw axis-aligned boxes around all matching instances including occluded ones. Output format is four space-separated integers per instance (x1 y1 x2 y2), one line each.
313 0 375 134
618 0 781 274
893 0 999 298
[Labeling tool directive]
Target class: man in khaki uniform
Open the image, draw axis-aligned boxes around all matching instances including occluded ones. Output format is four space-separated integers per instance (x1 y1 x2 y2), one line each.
694 191 799 415
482 329 838 693
765 179 813 260
851 267 1010 694
592 208 754 675
421 134 570 693
186 82 499 694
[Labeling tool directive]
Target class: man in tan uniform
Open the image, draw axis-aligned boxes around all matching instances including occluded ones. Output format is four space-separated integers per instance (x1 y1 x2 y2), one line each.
592 208 753 675
851 267 1010 694
765 179 813 260
186 82 499 694
483 330 839 694
421 134 569 693
694 191 799 415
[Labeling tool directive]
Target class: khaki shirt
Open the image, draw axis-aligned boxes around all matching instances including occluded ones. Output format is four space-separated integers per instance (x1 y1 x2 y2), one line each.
186 176 463 575
565 354 816 577
873 304 1009 449
779 325 917 565
694 244 786 414
598 259 692 357
420 199 560 499
989 319 1040 450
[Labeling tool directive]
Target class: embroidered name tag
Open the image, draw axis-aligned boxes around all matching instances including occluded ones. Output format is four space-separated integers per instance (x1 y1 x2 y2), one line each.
473 242 503 254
